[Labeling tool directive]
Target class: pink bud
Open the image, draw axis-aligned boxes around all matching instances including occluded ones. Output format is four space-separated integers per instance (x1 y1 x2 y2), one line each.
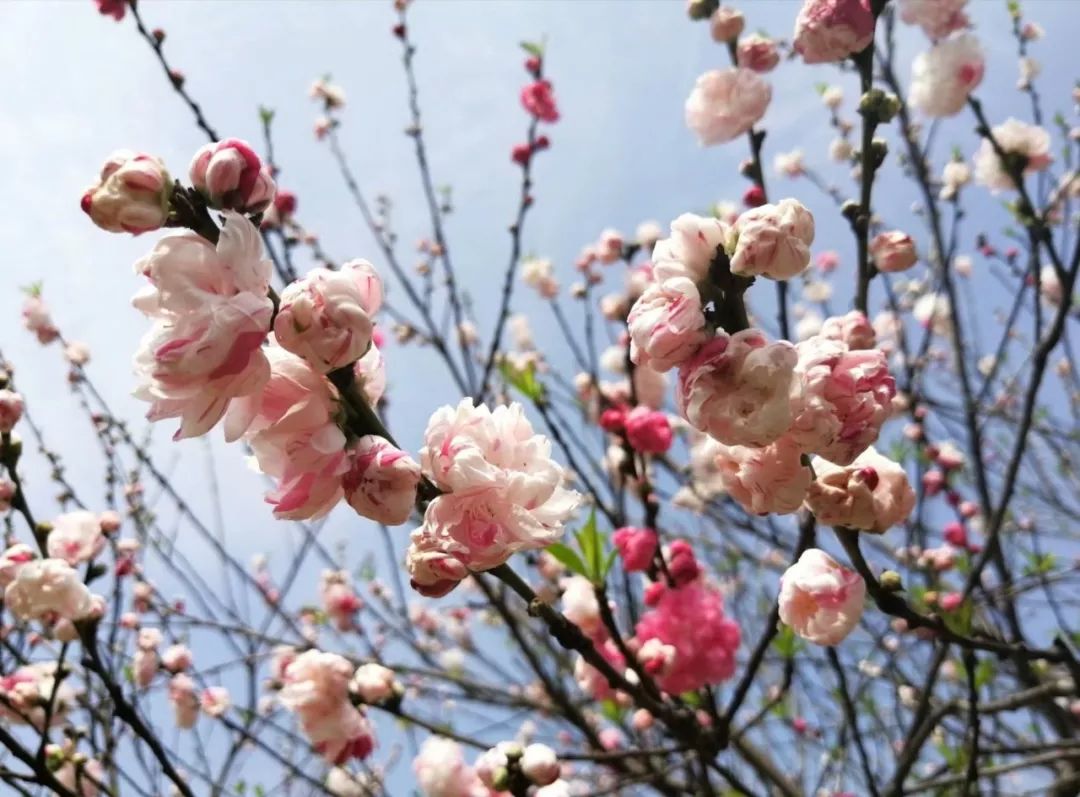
938 592 963 612
942 522 967 547
624 407 673 454
0 390 24 433
189 138 276 213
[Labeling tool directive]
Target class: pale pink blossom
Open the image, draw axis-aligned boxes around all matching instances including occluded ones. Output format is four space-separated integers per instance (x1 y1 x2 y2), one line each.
0 390 24 433
709 6 745 42
773 149 805 177
274 260 384 372
909 34 984 117
189 138 276 213
414 737 488 797
973 118 1053 192
351 663 399 704
132 643 158 689
612 527 657 573
793 0 874 65
788 336 895 466
280 650 375 765
561 575 603 637
940 160 972 200
0 544 35 588
353 343 387 407
685 68 771 146
627 277 708 372
676 331 797 447
714 437 811 515
729 199 815 280
132 213 273 439
343 436 421 526
5 558 93 622
870 230 918 273
738 34 781 73
310 78 347 109
898 0 968 39
778 548 865 645
55 757 106 797
805 446 916 532
408 399 579 594
64 341 91 366
225 344 346 520
913 293 952 336
46 510 106 566
820 311 876 350
21 295 60 345
169 673 199 729
635 579 741 694
521 257 559 299
201 686 231 717
326 767 379 797
0 662 76 728
1040 265 1063 305
652 213 730 284
162 644 193 673
521 744 560 786
320 570 363 631
81 150 170 234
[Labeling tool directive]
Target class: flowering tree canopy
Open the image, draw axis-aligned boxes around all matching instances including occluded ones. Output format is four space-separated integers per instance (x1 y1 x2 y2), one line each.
1 0 1079 795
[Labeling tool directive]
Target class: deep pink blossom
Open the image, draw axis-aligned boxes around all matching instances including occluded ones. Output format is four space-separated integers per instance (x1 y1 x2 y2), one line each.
612 527 658 573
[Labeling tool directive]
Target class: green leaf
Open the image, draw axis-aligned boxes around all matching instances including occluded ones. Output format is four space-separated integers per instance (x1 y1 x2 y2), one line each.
575 508 602 581
520 41 544 58
600 698 623 722
942 598 973 637
974 658 996 689
258 106 275 125
545 543 587 578
772 625 801 659
499 359 545 402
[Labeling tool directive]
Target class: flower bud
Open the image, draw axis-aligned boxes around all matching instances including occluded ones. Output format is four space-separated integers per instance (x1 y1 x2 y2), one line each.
0 390 24 433
710 6 745 41
189 138 276 213
521 744 560 786
82 151 171 234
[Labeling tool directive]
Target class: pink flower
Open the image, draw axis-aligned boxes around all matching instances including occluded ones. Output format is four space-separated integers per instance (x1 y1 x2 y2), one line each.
5 559 94 622
343 436 421 526
168 674 199 729
561 574 603 637
635 579 741 694
737 34 781 72
225 344 346 520
0 390 24 433
729 199 815 280
666 540 702 587
21 294 60 345
95 0 126 20
310 78 347 109
274 190 298 217
354 343 387 406
81 150 170 234
793 0 874 64
351 663 399 704
201 686 231 717
714 437 811 515
55 758 106 797
651 213 730 284
624 407 673 454
685 68 771 145
521 80 560 123
596 228 624 264
898 0 969 39
280 650 375 765
973 118 1052 192
189 138 276 213
627 277 708 372
162 644 193 673
274 260 384 372
521 744 560 787
521 257 559 299
788 336 895 466
0 544 36 588
870 230 918 273
320 570 363 631
132 213 273 439
804 446 916 532
414 737 488 797
710 6 745 42
910 34 984 117
676 331 798 447
46 510 106 566
778 548 865 645
612 527 658 573
0 662 76 729
820 311 876 350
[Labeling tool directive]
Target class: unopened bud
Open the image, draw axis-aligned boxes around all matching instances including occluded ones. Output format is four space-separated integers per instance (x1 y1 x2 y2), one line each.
880 571 903 592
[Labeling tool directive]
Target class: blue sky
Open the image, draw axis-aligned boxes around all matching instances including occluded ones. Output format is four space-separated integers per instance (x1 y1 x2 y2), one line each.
2 0 1078 792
